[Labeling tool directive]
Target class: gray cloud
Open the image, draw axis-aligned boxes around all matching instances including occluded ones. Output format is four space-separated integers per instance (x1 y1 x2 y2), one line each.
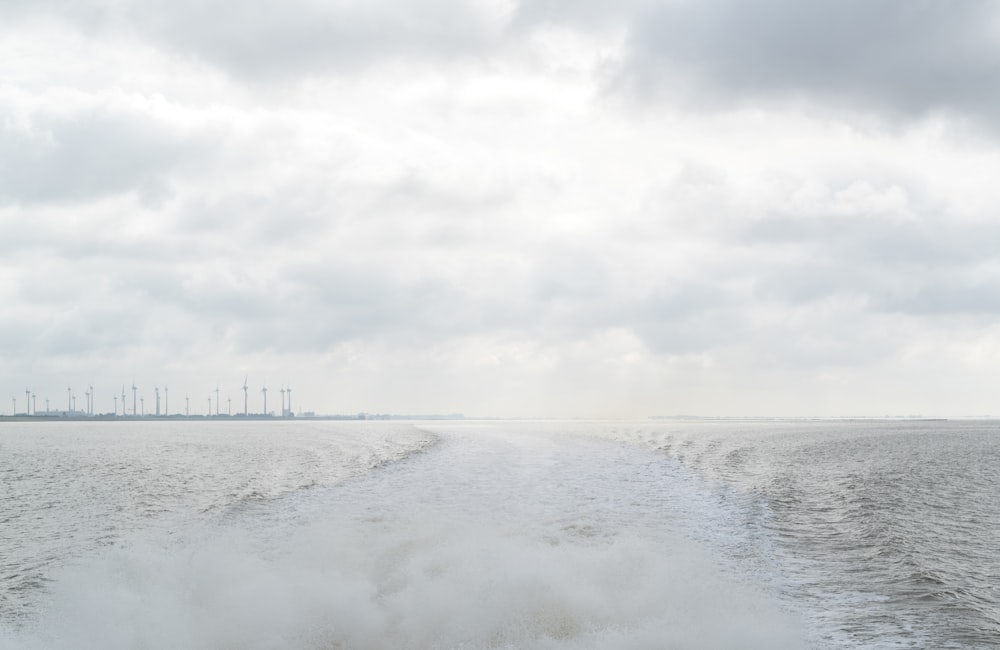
2 0 507 80
629 281 746 355
745 214 996 267
888 278 1000 316
0 0 110 31
137 0 491 79
623 0 1000 121
16 0 1000 131
36 305 141 356
0 105 216 205
512 0 646 29
274 259 525 351
747 212 1000 316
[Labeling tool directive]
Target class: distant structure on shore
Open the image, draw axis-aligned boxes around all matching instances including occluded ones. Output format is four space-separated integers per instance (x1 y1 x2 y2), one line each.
6 379 467 422
7 377 298 419
1 411 466 422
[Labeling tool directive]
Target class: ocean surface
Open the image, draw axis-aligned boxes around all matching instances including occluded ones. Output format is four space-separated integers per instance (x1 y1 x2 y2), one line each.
0 419 997 648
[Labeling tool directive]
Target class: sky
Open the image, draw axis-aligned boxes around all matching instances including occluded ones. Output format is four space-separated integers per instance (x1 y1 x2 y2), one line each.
3 0 1000 418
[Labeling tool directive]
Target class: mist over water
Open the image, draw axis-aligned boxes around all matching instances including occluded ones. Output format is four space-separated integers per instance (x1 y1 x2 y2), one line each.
3 419 996 648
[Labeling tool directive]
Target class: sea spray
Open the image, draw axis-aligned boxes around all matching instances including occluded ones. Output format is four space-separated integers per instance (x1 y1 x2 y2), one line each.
4 510 802 649
1 421 805 649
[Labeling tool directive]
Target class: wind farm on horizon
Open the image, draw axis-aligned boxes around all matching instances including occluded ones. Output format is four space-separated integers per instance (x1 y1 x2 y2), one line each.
4 376 300 420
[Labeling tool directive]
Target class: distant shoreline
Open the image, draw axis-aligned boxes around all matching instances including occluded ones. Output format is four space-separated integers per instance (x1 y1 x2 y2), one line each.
0 413 467 422
647 415 967 421
3 414 993 423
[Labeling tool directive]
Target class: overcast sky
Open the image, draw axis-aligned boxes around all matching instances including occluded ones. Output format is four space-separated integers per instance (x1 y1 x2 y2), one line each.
4 0 1000 417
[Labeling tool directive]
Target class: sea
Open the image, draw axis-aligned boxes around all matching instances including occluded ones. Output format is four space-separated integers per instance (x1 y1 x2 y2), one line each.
0 419 997 649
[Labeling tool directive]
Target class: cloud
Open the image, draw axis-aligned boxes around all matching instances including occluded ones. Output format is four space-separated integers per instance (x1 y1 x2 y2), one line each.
21 0 1000 128
512 0 645 29
5 0 1000 415
622 0 1000 122
745 209 1000 318
140 0 510 79
0 0 513 81
0 96 219 205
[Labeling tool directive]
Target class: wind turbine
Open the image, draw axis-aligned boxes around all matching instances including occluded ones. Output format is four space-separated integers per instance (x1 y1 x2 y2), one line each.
155 386 160 416
84 388 90 416
121 386 126 416
132 384 137 417
280 387 286 417
67 386 71 412
31 393 35 416
25 388 30 416
286 386 292 417
164 386 169 416
261 384 267 416
140 396 144 416
89 385 94 415
227 395 231 416
208 395 212 416
185 395 190 417
215 385 220 416
11 396 15 416
242 375 249 416
114 394 118 416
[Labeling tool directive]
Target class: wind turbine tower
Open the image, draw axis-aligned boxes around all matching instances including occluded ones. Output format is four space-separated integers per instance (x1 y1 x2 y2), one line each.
261 385 268 416
287 387 292 417
114 394 118 416
31 393 36 416
227 395 231 416
67 386 71 412
155 386 160 416
121 386 126 416
132 384 137 417
25 389 30 416
89 385 94 415
165 386 169 416
215 385 220 416
242 376 249 416
185 395 190 417
84 388 90 416
280 387 286 417
140 396 144 416
12 396 15 416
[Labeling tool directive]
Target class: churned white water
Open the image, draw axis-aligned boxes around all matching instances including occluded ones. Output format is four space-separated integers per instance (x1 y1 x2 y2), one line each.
6 419 996 648
587 419 1000 648
0 420 802 649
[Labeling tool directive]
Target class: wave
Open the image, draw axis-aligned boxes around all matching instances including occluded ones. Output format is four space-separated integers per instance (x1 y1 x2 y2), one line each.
0 421 440 627
2 422 804 649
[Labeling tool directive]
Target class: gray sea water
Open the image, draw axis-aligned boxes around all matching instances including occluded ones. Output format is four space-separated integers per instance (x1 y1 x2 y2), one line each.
0 419 997 648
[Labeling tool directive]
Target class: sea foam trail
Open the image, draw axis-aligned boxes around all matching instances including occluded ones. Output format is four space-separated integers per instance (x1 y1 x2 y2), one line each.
580 419 1000 649
0 420 438 623
2 422 804 649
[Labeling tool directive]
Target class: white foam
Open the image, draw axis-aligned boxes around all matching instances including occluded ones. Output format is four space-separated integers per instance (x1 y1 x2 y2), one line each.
2 422 805 649
4 514 803 649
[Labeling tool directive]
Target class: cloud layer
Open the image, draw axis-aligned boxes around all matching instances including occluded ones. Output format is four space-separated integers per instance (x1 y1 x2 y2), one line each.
3 0 1000 416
